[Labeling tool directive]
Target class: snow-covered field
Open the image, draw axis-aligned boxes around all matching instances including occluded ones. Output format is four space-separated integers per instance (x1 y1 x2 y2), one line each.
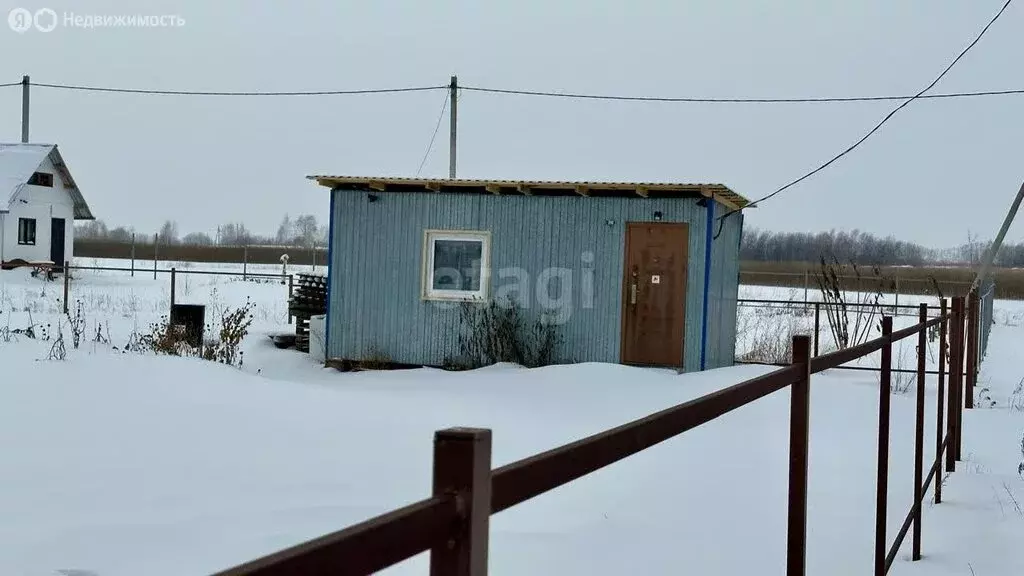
1 261 1022 575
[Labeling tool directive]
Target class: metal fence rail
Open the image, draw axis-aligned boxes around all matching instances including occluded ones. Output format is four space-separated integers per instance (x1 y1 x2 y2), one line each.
211 294 984 576
737 282 997 376
60 262 296 323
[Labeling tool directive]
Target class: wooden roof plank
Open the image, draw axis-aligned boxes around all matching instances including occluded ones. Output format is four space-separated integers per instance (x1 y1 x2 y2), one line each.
308 176 750 208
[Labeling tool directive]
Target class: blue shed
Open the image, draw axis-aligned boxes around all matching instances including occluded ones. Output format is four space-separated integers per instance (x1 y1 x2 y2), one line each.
311 176 749 372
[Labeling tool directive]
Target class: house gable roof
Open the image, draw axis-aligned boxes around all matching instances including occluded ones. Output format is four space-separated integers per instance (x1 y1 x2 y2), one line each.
0 143 94 220
307 175 751 211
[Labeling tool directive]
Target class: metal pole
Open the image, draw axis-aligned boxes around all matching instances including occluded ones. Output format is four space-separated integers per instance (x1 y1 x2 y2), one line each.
946 298 961 472
787 335 811 576
965 291 980 409
894 277 900 315
243 245 249 281
288 274 294 325
970 180 1024 292
130 233 136 277
21 75 29 143
813 302 820 357
803 270 809 310
170 267 176 308
429 428 491 576
912 303 926 560
950 297 958 459
874 315 893 576
153 233 159 280
63 261 70 314
936 298 948 498
449 75 458 179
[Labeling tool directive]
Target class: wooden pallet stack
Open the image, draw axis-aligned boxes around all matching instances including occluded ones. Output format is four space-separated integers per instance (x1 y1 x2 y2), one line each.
288 273 328 352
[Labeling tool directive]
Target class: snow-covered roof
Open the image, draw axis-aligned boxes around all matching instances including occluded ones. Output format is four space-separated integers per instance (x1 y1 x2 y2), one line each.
0 143 94 220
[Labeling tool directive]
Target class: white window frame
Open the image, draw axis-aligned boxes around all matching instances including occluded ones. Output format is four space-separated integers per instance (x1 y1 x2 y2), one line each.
421 229 491 301
18 217 36 246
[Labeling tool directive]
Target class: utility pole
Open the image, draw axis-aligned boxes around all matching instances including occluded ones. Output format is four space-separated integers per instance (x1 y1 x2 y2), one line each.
449 75 457 179
21 75 30 143
971 179 1024 292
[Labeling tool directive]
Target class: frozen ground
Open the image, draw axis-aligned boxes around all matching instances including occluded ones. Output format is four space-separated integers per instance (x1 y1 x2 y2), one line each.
0 264 1022 575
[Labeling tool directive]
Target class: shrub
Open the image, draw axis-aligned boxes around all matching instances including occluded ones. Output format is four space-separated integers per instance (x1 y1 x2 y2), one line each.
815 256 886 350
66 300 86 350
202 298 255 366
138 298 255 368
448 296 564 370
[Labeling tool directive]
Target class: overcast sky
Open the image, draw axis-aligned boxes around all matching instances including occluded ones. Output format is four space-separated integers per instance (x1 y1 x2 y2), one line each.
1 0 1021 248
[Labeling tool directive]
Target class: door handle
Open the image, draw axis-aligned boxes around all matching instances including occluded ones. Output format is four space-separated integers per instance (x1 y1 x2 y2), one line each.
630 282 637 305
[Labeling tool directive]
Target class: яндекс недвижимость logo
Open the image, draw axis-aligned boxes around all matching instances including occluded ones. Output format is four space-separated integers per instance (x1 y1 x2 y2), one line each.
8 7 184 33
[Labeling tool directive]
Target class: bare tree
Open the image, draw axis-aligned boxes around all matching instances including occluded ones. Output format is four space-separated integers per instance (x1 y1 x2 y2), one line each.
276 214 294 245
159 220 180 245
294 215 319 247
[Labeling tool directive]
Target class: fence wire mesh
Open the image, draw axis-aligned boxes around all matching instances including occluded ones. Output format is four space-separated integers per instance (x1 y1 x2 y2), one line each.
978 280 995 361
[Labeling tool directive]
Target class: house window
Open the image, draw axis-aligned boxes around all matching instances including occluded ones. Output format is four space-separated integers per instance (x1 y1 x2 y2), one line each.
422 230 490 301
18 218 36 245
27 172 54 187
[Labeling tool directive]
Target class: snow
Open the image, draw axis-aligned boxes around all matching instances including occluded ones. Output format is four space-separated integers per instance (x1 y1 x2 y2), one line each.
0 143 54 204
1 266 1022 575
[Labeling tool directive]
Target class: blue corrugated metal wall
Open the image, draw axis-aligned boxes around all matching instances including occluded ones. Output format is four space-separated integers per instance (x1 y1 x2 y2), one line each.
327 190 741 371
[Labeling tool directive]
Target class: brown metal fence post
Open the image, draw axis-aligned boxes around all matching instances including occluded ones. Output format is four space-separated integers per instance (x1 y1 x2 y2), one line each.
63 261 70 314
952 297 965 462
875 315 893 576
948 298 962 470
913 304 927 560
170 267 176 308
153 232 159 280
948 297 961 467
936 298 948 499
813 302 820 357
130 233 136 277
965 291 979 409
430 428 492 576
243 245 249 281
787 335 811 576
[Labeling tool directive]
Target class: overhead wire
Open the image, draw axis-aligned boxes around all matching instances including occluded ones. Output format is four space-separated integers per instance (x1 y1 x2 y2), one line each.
415 91 451 177
28 82 448 96
712 0 1016 239
460 85 1024 104
2 79 1023 104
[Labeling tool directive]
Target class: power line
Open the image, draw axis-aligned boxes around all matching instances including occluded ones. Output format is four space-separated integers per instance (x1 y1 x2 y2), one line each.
718 0 1015 226
4 78 1024 104
461 85 1024 104
29 82 448 96
416 92 450 177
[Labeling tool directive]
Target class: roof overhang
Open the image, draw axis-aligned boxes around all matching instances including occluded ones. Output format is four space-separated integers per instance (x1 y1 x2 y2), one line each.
307 176 751 211
48 146 94 220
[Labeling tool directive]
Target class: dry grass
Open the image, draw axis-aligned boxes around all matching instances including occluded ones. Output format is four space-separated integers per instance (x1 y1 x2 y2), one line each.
740 261 1024 299
735 297 829 364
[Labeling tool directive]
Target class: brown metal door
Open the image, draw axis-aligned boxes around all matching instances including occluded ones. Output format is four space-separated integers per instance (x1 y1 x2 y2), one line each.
620 222 688 368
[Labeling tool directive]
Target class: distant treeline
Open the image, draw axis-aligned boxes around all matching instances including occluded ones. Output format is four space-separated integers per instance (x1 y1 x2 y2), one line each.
75 214 328 248
741 228 1024 268
74 239 328 267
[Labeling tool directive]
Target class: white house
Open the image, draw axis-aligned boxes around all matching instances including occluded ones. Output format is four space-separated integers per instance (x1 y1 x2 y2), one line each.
0 143 94 270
